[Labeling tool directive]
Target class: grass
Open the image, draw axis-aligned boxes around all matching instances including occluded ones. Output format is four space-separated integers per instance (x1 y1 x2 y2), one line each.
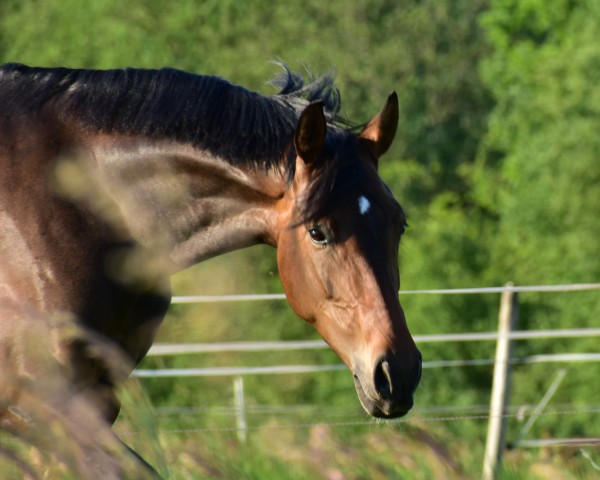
110 377 600 480
3 374 600 479
2 306 598 479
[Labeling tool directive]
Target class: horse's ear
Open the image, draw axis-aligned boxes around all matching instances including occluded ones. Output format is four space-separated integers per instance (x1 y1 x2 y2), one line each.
359 92 399 162
294 101 327 166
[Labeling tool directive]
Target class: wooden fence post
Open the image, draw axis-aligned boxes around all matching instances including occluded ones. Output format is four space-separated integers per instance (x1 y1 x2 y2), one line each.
234 376 247 443
483 283 519 480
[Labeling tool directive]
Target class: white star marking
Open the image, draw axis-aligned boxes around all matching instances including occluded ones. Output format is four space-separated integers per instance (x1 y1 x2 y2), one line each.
358 195 371 215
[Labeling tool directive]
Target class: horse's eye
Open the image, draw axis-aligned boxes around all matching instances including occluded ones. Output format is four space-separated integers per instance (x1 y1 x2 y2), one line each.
308 225 330 246
401 221 408 236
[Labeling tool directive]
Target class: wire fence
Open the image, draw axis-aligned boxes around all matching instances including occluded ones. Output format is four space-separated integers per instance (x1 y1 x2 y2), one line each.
170 282 600 304
134 283 600 476
125 402 600 453
138 282 600 393
142 282 600 377
145 327 600 356
154 406 600 435
133 352 600 378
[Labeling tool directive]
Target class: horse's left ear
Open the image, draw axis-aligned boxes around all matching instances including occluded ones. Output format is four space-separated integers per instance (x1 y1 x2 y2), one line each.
359 92 399 162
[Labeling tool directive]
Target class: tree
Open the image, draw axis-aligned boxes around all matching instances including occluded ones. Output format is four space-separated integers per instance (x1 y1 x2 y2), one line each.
477 0 600 289
475 0 600 436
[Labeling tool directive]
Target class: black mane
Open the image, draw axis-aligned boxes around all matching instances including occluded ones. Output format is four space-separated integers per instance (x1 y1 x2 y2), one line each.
0 63 362 222
0 63 346 167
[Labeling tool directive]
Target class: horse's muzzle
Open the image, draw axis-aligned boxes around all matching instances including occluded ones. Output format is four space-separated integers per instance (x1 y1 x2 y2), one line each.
353 350 422 419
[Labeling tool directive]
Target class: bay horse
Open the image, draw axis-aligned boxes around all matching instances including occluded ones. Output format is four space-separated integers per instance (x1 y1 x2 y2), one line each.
0 63 421 476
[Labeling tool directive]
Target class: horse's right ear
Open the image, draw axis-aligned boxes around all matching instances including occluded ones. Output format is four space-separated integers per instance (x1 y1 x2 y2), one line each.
294 101 327 166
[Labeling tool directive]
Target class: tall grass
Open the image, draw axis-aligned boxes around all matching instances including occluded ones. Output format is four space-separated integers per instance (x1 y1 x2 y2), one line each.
0 308 157 479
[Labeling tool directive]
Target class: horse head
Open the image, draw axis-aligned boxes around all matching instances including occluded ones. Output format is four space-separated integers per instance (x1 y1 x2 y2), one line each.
275 94 422 418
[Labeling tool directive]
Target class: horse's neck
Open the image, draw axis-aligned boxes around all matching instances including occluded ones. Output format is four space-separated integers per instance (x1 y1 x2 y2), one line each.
88 137 286 271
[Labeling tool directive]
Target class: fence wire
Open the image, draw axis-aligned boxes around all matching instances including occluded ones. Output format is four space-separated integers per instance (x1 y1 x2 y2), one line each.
149 406 600 437
171 283 600 304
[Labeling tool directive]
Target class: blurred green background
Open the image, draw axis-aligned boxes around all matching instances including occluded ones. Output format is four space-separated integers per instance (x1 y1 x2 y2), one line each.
1 0 599 478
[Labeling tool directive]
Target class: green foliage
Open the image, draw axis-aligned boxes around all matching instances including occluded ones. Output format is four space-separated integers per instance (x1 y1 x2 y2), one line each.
478 0 600 286
1 0 599 477
470 2 600 458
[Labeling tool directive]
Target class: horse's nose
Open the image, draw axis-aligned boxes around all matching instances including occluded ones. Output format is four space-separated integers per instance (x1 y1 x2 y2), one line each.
373 350 422 408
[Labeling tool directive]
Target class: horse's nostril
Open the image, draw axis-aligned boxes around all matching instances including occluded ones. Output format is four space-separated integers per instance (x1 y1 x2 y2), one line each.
374 358 394 401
